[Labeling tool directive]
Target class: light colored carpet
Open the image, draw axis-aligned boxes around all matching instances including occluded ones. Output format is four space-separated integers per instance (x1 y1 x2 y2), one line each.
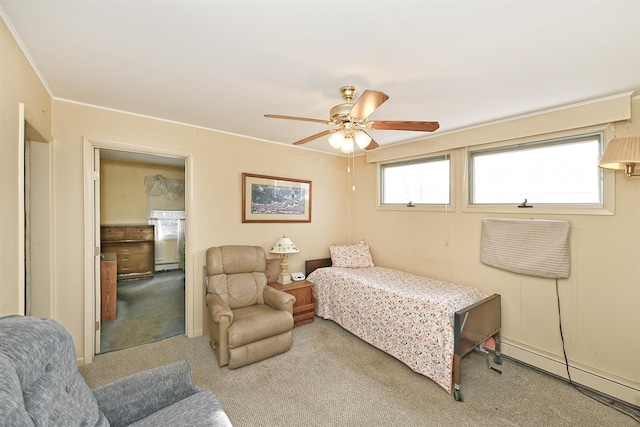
100 270 185 353
82 317 637 426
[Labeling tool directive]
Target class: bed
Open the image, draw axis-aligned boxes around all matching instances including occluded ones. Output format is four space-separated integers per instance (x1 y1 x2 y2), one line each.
305 249 501 402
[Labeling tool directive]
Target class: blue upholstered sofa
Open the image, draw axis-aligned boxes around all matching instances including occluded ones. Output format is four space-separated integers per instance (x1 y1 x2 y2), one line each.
0 315 232 426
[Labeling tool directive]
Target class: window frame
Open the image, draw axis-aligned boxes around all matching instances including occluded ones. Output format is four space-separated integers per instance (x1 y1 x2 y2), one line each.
377 152 454 212
463 127 615 216
150 210 185 240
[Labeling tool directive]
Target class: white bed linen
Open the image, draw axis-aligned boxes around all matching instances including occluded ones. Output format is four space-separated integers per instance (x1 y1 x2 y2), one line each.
307 266 487 393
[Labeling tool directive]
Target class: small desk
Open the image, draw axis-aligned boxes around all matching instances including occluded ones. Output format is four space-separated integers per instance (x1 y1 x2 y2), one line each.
268 280 316 327
100 253 118 322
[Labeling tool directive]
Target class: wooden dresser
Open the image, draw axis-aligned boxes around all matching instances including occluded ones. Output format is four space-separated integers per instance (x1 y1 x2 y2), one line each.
101 225 155 280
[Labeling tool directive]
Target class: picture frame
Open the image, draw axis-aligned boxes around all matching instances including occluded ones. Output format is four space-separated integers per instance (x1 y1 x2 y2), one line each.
242 173 312 223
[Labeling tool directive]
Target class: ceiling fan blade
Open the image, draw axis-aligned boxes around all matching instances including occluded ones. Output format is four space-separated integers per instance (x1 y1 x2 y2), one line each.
364 139 379 151
368 120 440 132
292 129 336 145
265 114 332 125
349 90 389 120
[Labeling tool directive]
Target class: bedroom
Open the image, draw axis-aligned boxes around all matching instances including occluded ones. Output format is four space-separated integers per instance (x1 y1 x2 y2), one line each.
0 0 638 417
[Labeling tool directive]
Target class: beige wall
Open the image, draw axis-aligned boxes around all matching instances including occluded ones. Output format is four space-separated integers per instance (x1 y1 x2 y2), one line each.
51 100 350 362
0 18 52 317
101 160 185 263
101 160 185 225
349 99 640 405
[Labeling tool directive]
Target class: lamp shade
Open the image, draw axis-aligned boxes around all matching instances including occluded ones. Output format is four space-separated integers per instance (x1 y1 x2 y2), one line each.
598 136 640 174
328 131 344 149
354 130 372 149
270 236 299 254
340 137 355 153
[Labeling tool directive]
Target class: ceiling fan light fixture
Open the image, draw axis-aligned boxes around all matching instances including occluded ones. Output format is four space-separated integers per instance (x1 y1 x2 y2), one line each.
340 136 355 153
354 130 372 149
328 131 344 149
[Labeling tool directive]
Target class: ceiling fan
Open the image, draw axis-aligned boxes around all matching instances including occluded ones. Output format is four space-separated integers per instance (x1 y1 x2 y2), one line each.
264 85 440 153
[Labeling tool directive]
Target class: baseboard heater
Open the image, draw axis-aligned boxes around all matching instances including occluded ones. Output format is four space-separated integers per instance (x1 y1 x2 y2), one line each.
501 340 639 410
155 262 179 272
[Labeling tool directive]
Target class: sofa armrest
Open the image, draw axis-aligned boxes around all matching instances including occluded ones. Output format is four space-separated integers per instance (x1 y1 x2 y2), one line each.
264 286 296 313
92 360 200 427
206 293 233 323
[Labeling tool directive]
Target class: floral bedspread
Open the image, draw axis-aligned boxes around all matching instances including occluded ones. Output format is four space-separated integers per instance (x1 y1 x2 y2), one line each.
307 266 487 393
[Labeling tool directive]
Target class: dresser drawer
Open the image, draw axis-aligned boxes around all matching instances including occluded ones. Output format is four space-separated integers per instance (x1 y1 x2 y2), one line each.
118 254 152 274
126 226 154 241
115 242 150 255
101 227 126 241
118 251 151 265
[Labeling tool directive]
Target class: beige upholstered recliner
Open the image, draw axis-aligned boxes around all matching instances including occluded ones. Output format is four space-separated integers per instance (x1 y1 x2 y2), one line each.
204 245 296 369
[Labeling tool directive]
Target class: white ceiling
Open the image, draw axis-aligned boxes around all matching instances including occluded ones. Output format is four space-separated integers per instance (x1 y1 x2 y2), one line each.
2 0 639 155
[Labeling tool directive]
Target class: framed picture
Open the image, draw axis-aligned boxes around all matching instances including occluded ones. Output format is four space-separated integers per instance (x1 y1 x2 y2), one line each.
242 173 312 223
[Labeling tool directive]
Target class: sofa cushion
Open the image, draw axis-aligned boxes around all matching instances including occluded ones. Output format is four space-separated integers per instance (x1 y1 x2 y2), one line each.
128 392 231 427
93 360 202 427
227 305 293 348
0 316 107 427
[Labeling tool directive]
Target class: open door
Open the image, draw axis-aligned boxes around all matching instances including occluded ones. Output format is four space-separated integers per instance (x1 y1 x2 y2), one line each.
25 134 53 318
93 148 102 353
17 104 26 315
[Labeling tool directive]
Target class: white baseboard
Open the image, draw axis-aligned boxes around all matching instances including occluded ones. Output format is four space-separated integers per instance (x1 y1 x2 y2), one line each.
501 339 639 407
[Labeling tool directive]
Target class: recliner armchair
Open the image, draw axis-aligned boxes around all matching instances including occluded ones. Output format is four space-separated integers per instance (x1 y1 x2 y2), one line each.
204 245 296 369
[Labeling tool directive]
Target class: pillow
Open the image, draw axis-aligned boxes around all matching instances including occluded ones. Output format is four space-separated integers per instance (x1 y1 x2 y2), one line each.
329 240 374 268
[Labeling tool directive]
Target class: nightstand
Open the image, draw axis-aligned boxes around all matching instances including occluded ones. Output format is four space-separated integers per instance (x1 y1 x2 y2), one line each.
268 280 316 327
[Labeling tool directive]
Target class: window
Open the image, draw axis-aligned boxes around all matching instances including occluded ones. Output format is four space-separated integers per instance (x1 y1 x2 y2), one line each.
469 133 603 205
150 210 185 240
380 155 450 205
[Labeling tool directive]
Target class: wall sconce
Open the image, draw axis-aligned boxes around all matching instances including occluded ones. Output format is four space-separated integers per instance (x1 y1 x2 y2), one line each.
598 135 640 177
269 236 299 285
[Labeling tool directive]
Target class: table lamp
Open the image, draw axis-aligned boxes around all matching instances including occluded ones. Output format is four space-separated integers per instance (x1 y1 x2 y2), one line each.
270 236 299 285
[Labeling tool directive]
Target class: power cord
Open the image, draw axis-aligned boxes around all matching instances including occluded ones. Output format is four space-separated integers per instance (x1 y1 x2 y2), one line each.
555 279 572 384
555 279 639 422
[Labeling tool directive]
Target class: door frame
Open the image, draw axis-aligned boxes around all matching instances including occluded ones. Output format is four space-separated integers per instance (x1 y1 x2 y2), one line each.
18 102 54 318
83 137 194 364
17 103 25 315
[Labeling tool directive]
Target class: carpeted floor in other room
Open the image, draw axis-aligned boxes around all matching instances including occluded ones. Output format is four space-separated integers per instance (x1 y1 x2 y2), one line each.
100 269 185 353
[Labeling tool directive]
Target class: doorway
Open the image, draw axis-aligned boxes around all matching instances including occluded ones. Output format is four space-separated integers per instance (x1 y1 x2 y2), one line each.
83 138 194 364
98 149 186 353
17 104 53 318
24 122 53 318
